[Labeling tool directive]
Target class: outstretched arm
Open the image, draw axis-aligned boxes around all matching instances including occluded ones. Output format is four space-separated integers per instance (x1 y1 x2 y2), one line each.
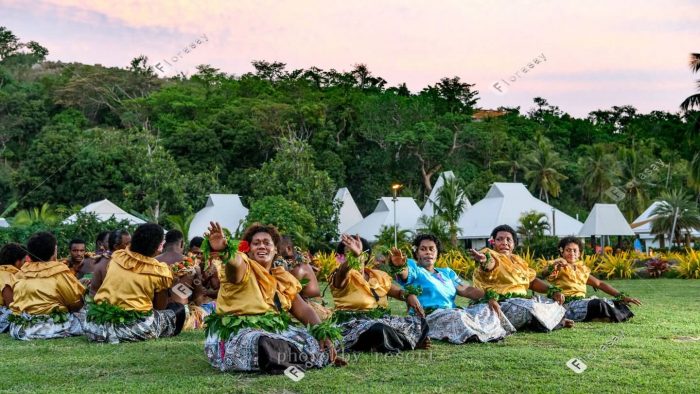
587 275 641 305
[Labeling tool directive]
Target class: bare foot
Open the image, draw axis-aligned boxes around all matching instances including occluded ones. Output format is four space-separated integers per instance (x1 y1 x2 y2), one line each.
417 337 432 349
333 356 349 367
563 319 575 328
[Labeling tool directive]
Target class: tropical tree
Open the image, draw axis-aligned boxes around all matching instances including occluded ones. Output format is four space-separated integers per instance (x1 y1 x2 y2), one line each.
166 213 195 243
689 152 700 201
493 142 524 182
650 189 700 247
13 203 59 227
579 144 621 204
416 214 451 248
680 53 700 112
523 136 568 204
517 210 551 244
433 175 469 247
373 225 414 255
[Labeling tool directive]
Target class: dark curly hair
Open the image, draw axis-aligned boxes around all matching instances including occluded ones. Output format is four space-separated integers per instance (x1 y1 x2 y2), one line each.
412 234 442 260
130 223 164 257
0 243 27 265
490 224 518 247
557 236 583 256
26 231 57 262
242 223 281 246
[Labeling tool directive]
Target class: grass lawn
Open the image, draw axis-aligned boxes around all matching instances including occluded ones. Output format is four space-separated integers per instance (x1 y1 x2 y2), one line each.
1 279 700 393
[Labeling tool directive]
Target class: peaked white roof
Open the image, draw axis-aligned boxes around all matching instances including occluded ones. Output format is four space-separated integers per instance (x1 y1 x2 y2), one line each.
62 199 146 225
579 203 634 236
457 183 583 238
422 171 472 217
335 188 363 234
188 194 248 240
0 218 9 228
343 197 422 242
631 201 700 238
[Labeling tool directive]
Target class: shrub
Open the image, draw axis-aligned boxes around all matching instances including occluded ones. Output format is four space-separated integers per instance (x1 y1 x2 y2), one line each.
435 249 475 280
675 249 700 279
595 252 635 279
646 258 670 278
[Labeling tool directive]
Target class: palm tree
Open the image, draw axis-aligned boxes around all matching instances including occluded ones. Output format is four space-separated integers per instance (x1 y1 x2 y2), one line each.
374 225 414 255
523 137 568 204
618 147 650 221
517 210 551 244
167 213 195 243
494 143 523 182
433 175 468 247
416 215 451 248
650 189 700 248
578 144 621 204
13 203 59 227
680 53 700 112
689 152 700 202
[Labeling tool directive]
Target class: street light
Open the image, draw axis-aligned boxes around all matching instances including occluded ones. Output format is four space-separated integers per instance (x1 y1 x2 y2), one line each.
391 183 403 248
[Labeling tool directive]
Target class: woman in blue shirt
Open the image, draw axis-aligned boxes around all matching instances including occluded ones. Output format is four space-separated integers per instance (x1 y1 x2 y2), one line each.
390 234 514 343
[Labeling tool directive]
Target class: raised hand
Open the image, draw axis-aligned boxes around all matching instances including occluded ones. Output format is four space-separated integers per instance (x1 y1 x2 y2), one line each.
207 221 227 251
389 247 407 267
341 234 363 257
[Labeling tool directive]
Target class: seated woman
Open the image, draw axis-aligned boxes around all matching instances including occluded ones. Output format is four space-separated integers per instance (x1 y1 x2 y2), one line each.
9 232 85 340
204 222 340 374
189 236 221 315
83 223 186 344
278 236 332 321
330 234 429 353
470 225 572 332
389 234 514 344
89 229 131 297
0 243 27 333
545 236 640 322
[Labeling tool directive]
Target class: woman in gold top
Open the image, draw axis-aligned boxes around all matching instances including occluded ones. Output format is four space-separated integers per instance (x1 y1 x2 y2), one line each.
8 232 85 340
546 236 640 322
470 225 572 332
83 223 186 344
330 234 429 353
204 222 341 373
0 243 27 332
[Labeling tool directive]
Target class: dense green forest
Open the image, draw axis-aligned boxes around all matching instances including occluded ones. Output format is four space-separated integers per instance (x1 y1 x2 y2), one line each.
1 27 699 247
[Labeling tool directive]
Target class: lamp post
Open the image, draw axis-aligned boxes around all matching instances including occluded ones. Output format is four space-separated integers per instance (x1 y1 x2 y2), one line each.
551 207 556 236
391 183 402 248
669 206 680 248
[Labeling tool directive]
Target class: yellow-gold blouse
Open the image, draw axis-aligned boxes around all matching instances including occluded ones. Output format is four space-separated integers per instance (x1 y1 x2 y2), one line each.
94 248 173 312
215 253 302 315
0 265 19 307
472 248 536 296
331 268 392 311
546 258 591 298
10 261 85 315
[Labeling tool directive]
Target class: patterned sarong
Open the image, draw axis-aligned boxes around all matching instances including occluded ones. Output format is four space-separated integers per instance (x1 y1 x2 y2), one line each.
83 304 185 344
426 304 515 343
9 311 84 340
204 326 330 372
338 315 427 352
564 297 634 322
499 295 566 332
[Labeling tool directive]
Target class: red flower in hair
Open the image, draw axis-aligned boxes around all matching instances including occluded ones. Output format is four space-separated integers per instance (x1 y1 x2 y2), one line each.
238 240 250 253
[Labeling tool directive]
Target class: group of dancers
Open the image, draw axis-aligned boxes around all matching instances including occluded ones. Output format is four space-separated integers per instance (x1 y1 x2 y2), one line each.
0 221 641 374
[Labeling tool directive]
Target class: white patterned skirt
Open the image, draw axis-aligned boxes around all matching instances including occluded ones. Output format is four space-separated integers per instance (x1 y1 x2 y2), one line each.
499 296 567 332
0 306 11 333
426 304 516 343
564 297 634 322
9 311 84 340
338 315 428 353
83 304 185 344
204 326 330 373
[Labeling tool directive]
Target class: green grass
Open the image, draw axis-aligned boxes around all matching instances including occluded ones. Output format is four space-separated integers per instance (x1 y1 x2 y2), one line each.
1 279 700 393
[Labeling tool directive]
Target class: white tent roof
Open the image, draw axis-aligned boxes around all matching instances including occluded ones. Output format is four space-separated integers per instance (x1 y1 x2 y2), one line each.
62 199 146 225
343 197 422 242
579 203 634 236
0 218 9 228
631 201 700 239
335 188 363 234
457 183 583 239
188 194 248 240
421 171 472 217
